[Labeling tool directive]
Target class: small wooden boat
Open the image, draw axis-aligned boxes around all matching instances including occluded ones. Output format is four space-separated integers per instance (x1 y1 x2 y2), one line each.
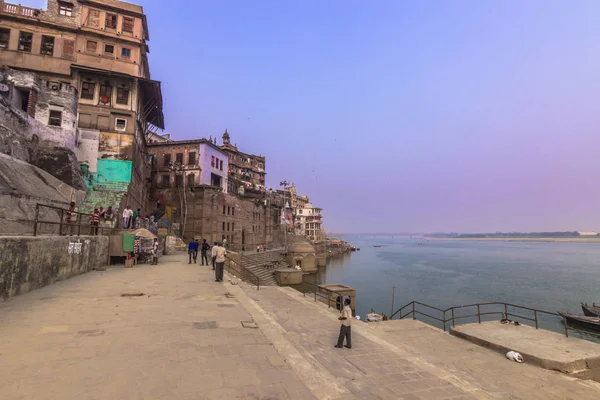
365 312 383 322
558 311 600 332
581 303 600 317
373 245 382 248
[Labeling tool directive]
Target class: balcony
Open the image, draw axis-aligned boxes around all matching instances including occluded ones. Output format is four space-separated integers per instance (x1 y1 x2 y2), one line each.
1 2 39 18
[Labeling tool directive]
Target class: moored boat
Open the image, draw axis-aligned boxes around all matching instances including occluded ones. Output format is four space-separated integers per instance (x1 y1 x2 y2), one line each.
558 311 600 332
581 302 600 317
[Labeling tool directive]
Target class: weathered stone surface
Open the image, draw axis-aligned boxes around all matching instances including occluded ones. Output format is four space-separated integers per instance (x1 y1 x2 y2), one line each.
0 235 108 299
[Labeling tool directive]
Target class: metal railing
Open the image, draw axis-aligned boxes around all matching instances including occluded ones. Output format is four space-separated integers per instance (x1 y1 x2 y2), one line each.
302 280 349 311
224 254 260 290
33 203 114 237
390 301 584 338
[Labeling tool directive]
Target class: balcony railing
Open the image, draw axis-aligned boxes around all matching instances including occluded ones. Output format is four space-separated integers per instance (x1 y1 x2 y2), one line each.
1 2 38 18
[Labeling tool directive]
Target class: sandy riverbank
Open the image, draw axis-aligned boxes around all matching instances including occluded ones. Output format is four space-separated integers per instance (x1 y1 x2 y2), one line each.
426 237 600 243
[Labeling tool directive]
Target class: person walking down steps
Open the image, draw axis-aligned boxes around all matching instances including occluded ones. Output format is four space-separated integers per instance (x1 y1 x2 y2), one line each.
334 298 352 349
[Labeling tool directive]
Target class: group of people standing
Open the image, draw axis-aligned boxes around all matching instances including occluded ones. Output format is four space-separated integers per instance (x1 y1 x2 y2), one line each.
121 206 142 229
188 239 227 282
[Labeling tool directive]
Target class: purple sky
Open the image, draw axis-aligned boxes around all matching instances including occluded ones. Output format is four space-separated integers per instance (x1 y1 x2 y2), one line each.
25 0 600 233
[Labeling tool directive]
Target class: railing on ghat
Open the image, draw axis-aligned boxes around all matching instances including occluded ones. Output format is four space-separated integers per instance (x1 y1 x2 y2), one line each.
224 254 260 290
389 301 584 338
33 203 114 237
301 280 348 311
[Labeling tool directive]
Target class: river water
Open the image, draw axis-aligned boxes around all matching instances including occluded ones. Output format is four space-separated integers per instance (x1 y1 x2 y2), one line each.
308 236 600 340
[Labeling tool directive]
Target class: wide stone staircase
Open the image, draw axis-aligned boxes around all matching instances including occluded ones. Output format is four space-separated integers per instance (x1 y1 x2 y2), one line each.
238 249 289 286
79 181 129 220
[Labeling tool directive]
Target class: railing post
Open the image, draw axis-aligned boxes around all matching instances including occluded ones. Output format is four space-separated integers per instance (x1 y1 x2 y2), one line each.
477 304 481 323
314 289 316 302
563 316 569 337
412 302 415 320
451 308 455 327
504 304 508 320
443 310 446 332
534 310 538 329
257 277 260 291
33 204 40 236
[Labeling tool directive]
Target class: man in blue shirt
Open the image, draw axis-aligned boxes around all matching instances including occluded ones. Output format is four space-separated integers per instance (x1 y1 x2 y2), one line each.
188 239 199 264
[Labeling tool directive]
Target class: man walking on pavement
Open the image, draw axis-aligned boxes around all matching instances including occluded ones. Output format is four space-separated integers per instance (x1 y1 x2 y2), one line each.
188 239 198 264
214 242 226 282
334 298 352 349
201 239 210 266
211 241 218 270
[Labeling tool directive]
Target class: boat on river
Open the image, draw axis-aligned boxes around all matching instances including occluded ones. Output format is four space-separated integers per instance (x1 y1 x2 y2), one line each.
581 303 600 317
374 245 382 248
558 311 600 332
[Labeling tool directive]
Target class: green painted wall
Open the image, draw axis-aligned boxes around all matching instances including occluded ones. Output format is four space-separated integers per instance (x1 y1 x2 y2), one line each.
97 159 132 183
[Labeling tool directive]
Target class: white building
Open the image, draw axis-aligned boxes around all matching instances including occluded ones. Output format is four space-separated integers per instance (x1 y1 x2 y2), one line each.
295 202 324 241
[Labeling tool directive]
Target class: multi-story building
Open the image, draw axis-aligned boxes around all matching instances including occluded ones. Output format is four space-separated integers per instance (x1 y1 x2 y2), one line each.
0 0 164 213
219 130 266 195
295 203 324 241
148 139 229 193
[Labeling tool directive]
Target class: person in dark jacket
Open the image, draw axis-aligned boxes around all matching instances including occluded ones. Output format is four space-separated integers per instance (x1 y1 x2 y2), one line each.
201 239 210 265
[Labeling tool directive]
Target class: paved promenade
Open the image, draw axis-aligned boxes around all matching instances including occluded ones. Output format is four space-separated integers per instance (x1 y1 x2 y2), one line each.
1 253 599 399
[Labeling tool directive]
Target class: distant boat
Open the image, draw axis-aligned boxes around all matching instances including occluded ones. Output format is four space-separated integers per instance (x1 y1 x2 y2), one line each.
374 245 382 248
558 311 600 332
418 243 423 246
581 303 600 317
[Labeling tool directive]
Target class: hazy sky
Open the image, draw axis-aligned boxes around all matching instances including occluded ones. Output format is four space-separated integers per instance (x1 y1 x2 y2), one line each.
25 0 600 233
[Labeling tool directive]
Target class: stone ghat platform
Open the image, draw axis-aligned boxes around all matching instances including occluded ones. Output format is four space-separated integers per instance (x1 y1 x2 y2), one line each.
1 253 600 399
450 322 600 375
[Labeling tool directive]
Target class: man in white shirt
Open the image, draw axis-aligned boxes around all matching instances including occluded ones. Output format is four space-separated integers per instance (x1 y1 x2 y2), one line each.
122 206 133 229
211 241 218 271
214 242 226 282
334 298 352 349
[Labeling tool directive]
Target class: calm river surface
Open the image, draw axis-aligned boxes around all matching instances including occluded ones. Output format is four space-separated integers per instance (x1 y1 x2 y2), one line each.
308 236 600 339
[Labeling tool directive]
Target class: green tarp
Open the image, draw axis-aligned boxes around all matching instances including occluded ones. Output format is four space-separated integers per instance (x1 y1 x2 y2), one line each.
122 234 135 253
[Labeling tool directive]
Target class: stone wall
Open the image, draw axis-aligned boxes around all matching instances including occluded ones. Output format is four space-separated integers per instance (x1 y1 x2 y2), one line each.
0 235 108 299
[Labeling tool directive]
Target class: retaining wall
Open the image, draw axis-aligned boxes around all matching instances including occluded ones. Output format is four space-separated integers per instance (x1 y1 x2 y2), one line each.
0 235 108 299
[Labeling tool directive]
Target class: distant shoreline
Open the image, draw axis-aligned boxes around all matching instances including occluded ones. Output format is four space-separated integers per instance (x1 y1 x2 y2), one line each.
425 237 600 243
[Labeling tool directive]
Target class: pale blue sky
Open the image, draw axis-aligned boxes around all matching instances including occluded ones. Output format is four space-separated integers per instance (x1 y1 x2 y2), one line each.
22 0 600 233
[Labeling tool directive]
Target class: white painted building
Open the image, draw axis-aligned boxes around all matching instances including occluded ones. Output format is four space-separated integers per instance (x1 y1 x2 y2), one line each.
295 202 324 241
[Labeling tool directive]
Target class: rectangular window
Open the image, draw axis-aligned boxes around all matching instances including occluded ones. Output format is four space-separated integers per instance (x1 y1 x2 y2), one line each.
121 47 131 59
222 222 225 231
104 44 114 55
0 28 9 49
175 153 183 164
18 31 32 52
220 160 223 171
232 208 235 216
227 223 230 231
48 110 62 126
223 205 226 215
232 223 235 231
40 35 55 56
99 84 111 104
86 40 97 53
115 118 127 131
122 17 134 33
214 157 219 168
116 87 129 105
105 13 117 29
163 154 171 166
161 175 169 188
175 175 183 188
88 9 100 27
58 2 73 17
188 152 196 165
80 82 95 100
187 174 195 187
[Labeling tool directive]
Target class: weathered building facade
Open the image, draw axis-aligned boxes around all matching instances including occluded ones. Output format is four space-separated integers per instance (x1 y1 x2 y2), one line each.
219 130 266 195
0 0 164 215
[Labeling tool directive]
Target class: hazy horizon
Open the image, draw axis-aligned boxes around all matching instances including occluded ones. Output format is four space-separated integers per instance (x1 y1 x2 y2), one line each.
22 0 600 233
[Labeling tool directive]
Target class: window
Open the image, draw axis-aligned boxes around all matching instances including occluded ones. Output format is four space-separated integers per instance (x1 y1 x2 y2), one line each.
219 160 223 171
214 157 219 168
58 2 73 17
105 13 117 29
98 84 112 104
227 223 230 231
48 110 62 126
232 208 235 216
116 87 129 105
121 47 131 59
18 31 32 52
188 152 196 165
161 175 169 188
232 223 235 231
298 209 303 214
223 205 226 215
175 175 183 188
80 82 95 100
88 9 100 27
62 39 74 57
222 222 225 231
175 153 183 164
104 44 114 55
39 35 55 55
19 89 31 112
86 40 98 53
187 174 195 187
163 154 171 166
122 17 134 33
115 118 127 131
0 28 9 49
